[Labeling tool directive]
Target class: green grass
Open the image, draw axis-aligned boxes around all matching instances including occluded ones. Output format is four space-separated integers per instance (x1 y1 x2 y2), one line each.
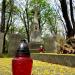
0 58 75 75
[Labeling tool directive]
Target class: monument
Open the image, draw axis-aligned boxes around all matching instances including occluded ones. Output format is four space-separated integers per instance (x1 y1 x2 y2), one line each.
29 6 43 51
8 33 23 56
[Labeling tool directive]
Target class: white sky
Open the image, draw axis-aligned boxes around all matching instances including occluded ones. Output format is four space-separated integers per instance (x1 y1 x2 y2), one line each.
0 0 2 3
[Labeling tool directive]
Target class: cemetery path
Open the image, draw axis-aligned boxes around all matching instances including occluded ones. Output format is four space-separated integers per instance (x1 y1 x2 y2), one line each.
0 58 75 75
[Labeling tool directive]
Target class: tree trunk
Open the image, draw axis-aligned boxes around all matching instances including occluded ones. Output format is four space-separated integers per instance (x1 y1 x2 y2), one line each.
2 0 13 53
25 8 30 42
2 13 11 53
70 0 74 24
70 0 75 35
1 0 6 32
59 0 73 38
2 33 6 53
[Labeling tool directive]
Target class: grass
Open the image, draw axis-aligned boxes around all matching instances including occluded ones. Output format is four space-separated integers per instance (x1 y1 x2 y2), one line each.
0 58 75 75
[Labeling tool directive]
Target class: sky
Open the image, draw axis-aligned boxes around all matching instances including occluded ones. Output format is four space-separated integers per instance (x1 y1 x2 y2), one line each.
0 0 2 3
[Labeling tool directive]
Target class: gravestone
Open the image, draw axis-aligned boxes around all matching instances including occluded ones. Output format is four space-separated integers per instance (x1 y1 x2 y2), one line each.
8 33 23 56
30 6 43 51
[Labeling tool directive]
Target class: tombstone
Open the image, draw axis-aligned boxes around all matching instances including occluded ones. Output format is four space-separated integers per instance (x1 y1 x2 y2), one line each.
0 32 4 54
43 36 58 53
30 6 43 51
8 33 23 56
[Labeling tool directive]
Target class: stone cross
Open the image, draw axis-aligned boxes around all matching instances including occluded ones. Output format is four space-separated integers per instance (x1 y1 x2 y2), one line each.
30 6 42 42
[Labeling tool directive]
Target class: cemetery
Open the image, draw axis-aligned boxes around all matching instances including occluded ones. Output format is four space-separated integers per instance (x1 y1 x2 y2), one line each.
0 0 75 75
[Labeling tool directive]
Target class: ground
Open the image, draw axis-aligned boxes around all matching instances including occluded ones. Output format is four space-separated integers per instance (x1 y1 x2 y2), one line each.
0 58 75 75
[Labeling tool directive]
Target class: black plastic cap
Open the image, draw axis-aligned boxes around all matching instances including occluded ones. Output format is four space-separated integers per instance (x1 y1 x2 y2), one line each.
16 39 30 57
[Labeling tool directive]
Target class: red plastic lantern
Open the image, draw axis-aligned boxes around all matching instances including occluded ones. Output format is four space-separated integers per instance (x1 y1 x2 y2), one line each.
12 40 33 75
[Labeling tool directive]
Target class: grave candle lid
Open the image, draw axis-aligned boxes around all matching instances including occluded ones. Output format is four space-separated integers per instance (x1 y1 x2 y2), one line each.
16 39 30 57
